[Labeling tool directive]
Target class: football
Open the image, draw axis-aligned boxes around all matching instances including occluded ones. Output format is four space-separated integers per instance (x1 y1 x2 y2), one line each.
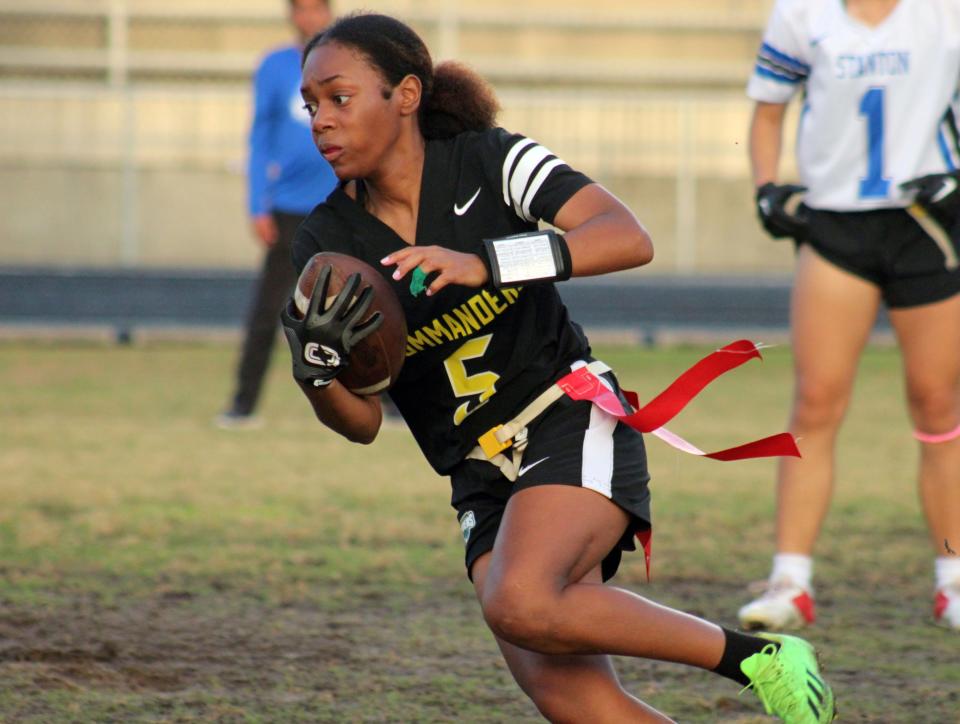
293 252 407 395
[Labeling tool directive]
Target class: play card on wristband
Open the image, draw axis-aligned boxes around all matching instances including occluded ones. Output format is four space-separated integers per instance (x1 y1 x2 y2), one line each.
481 230 571 287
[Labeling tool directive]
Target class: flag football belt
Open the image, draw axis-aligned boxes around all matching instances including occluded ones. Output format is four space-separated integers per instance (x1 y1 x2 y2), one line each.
466 340 802 484
906 203 959 270
466 360 612 482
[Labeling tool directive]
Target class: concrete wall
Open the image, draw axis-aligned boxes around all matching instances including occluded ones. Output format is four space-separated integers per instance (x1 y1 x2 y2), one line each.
0 0 795 273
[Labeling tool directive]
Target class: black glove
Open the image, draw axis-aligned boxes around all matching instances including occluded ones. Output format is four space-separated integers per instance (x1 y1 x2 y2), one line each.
280 267 383 387
900 171 960 229
755 182 809 240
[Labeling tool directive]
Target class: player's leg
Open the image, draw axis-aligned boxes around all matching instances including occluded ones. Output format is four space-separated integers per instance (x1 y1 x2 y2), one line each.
480 485 725 662
740 244 881 629
455 466 663 720
226 212 301 419
471 552 672 723
888 292 960 628
475 485 834 722
778 245 881 553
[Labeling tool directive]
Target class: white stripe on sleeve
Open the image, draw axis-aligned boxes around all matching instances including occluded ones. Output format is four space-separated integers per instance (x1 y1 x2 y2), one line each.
520 158 565 222
501 138 536 206
508 145 554 219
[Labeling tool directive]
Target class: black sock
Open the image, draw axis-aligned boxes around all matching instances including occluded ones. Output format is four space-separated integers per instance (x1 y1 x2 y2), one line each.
712 627 779 686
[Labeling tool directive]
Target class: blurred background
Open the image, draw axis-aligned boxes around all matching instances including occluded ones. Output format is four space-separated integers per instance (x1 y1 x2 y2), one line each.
3 6 947 721
0 0 815 337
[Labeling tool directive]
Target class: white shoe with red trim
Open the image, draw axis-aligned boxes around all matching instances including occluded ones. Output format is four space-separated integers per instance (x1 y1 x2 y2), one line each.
934 584 960 630
738 577 816 631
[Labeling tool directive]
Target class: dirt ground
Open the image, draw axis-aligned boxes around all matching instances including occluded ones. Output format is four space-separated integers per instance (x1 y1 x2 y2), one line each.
2 576 957 723
0 580 528 722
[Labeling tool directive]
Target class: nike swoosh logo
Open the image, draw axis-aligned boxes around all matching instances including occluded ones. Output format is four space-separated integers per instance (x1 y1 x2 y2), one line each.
454 187 481 216
932 176 958 204
517 456 549 477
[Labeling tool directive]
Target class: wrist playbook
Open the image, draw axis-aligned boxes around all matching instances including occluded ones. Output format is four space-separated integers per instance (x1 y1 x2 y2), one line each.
480 229 572 288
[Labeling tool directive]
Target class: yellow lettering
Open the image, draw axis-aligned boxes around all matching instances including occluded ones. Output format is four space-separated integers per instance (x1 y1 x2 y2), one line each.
442 313 467 339
407 328 436 353
453 306 481 333
502 287 521 304
405 291 521 359
482 289 507 315
468 294 495 324
424 318 453 345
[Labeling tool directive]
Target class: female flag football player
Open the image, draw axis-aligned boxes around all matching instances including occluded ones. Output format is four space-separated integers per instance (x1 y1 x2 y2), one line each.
740 0 960 632
280 13 836 723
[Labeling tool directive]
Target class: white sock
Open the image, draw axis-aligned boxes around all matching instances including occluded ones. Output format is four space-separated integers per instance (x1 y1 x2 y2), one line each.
935 556 960 589
771 553 813 590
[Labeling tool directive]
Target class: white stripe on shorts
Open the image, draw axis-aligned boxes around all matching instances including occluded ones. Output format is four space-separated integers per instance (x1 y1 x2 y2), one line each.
581 404 616 498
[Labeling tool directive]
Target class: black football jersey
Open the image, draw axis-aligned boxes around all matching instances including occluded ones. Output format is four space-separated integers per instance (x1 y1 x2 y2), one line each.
292 127 595 474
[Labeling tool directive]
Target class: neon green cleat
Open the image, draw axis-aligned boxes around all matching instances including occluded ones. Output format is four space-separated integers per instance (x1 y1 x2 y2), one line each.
740 633 836 723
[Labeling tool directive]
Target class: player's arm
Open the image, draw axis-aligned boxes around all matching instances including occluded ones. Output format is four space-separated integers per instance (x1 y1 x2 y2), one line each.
749 101 787 187
248 57 279 246
296 380 382 444
281 268 384 444
382 185 651 294
750 101 808 240
551 183 653 276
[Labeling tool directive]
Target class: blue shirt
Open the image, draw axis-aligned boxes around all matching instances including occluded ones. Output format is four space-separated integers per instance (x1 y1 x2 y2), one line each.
248 44 337 216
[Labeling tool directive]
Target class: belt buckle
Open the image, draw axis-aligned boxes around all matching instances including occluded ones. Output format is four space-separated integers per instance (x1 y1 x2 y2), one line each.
478 425 511 459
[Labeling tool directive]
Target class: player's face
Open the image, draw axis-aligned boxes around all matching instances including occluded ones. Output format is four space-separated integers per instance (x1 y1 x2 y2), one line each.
301 42 405 181
289 0 331 43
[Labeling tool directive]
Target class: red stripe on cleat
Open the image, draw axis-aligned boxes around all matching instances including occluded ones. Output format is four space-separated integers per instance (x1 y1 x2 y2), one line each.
934 590 949 620
792 591 817 624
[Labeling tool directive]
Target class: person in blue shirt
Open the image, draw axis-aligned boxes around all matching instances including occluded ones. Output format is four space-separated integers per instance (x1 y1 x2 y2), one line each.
218 0 337 428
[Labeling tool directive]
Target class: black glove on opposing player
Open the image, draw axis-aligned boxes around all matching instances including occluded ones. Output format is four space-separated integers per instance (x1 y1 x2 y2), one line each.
900 171 960 229
755 182 810 240
280 267 383 387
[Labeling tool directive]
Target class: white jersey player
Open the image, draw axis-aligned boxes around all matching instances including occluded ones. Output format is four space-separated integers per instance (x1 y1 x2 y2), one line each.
748 0 960 210
740 0 960 635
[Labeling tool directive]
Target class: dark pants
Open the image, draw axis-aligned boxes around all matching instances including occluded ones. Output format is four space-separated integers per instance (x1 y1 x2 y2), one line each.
228 211 304 415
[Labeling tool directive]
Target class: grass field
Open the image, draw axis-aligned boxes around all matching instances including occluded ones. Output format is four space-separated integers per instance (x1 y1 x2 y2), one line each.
1 340 957 723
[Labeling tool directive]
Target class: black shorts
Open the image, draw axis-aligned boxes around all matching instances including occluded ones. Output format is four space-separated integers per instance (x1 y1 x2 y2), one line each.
449 369 652 583
802 207 960 308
